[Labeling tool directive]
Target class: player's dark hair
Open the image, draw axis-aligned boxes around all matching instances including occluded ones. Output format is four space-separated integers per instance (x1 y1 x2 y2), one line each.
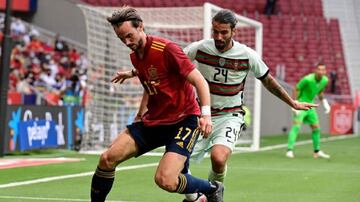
212 9 238 29
107 7 143 28
317 62 326 68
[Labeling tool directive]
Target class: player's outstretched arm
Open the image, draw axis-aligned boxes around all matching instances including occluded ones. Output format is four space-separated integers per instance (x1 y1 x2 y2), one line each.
260 74 318 110
186 68 212 138
111 68 137 84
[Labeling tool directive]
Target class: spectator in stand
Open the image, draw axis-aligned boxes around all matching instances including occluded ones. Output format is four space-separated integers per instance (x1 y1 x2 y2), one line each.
11 18 26 36
9 68 19 92
69 48 81 68
27 36 44 54
17 72 34 95
330 71 337 94
54 33 69 53
264 0 277 16
52 72 66 92
40 67 56 87
47 59 59 78
62 74 82 105
4 20 89 106
79 52 89 70
29 25 40 38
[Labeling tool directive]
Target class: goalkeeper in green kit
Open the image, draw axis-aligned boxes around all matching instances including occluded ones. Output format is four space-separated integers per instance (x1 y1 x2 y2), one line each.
286 63 331 159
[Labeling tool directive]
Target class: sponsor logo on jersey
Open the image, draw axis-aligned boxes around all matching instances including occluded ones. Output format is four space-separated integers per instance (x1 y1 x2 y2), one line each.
176 141 184 148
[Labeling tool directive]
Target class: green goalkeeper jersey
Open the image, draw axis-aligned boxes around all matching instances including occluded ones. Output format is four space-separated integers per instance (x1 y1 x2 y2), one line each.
296 73 328 103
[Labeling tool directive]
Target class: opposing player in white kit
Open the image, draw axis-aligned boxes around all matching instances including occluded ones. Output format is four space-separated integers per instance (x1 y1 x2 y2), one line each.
182 9 317 202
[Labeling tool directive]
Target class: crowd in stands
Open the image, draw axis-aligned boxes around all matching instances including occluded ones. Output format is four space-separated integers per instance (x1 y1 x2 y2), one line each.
81 0 350 96
1 15 88 106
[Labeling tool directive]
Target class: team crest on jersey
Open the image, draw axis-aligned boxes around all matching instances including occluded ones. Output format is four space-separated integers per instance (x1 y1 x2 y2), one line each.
148 66 159 80
219 57 226 67
147 66 160 86
233 60 239 69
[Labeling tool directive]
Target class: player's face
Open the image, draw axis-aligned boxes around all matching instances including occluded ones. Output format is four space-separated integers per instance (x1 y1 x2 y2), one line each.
212 21 234 52
315 65 327 79
113 21 144 51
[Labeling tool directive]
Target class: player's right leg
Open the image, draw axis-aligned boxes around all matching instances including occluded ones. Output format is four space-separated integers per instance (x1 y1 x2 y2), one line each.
90 128 139 202
287 111 306 158
287 123 300 158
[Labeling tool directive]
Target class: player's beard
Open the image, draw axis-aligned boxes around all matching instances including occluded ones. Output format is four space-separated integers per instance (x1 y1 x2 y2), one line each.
214 38 231 52
129 38 144 51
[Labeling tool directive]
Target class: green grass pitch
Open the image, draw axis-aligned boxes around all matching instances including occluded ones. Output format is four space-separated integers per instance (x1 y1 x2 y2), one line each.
0 134 359 202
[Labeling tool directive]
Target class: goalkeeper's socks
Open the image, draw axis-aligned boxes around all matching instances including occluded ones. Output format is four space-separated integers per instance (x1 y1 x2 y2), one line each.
176 173 217 194
312 127 321 151
90 167 115 202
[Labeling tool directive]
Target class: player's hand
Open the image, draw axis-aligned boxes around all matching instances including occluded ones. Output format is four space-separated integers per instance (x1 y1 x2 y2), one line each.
134 113 142 122
292 100 318 110
199 115 212 138
322 99 331 114
111 69 134 84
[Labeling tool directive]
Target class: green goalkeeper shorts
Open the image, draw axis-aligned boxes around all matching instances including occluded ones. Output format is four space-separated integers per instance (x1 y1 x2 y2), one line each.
293 108 319 125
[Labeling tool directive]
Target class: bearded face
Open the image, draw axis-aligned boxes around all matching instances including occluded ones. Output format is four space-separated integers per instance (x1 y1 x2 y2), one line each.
212 21 234 52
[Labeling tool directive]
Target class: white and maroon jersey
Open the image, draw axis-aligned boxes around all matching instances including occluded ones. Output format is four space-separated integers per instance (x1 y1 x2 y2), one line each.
184 39 269 115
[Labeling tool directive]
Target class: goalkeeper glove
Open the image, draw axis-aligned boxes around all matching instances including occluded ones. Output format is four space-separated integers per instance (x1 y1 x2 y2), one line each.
291 108 300 116
322 99 331 114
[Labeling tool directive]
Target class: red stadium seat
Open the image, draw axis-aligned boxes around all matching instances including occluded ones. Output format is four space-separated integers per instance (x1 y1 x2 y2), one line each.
7 92 22 105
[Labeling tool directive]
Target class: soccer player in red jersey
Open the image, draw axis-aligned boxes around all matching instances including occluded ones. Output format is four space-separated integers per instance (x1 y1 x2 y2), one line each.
90 7 224 202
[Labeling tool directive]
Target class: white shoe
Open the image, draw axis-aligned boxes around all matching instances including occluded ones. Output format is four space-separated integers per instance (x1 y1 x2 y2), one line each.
314 150 330 159
183 193 207 202
286 150 294 158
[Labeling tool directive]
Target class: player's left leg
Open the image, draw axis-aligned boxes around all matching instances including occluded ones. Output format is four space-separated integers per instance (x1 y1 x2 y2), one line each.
287 110 307 158
310 124 331 159
310 124 321 152
183 137 212 202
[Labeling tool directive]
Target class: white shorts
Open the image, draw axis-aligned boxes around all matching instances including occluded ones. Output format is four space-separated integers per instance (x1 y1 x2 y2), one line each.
191 112 244 162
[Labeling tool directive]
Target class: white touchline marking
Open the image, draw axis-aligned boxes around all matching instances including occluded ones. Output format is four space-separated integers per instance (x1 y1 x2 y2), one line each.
233 134 359 154
0 195 135 202
0 162 158 189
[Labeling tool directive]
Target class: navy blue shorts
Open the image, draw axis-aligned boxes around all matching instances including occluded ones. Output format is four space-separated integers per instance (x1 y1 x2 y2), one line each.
127 115 200 172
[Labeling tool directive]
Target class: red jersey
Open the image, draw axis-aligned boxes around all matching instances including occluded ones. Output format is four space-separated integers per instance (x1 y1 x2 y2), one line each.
130 35 200 126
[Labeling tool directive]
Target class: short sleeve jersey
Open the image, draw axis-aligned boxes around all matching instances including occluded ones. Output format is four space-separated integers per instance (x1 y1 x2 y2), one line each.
296 73 329 103
130 35 200 126
184 39 269 112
